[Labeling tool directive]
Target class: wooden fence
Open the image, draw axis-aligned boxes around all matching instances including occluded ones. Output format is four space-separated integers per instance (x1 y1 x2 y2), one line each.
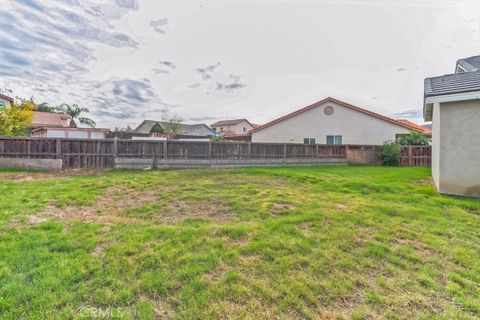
0 137 431 169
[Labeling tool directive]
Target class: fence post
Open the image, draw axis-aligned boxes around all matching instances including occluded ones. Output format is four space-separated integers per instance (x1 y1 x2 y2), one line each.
284 144 287 160
163 140 168 159
408 145 413 166
56 139 61 159
208 141 212 160
113 137 118 157
27 140 31 159
247 142 252 159
316 144 319 158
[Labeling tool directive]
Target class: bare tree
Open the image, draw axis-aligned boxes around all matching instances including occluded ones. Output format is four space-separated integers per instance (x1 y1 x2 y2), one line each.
161 109 182 139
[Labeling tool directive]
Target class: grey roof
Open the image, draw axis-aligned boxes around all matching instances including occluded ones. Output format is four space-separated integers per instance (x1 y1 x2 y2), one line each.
134 120 216 136
424 70 480 97
456 55 480 72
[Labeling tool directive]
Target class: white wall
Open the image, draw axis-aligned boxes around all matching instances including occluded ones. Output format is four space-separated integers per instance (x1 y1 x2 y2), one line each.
252 101 412 144
436 100 480 197
213 120 254 135
431 103 441 190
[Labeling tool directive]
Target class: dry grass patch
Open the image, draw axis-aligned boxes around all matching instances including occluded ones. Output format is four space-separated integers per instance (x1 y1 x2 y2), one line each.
0 169 105 181
271 202 297 213
17 186 159 226
156 199 234 223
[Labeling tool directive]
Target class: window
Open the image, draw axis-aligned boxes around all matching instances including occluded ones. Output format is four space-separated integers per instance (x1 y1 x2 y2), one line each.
213 127 216 132
243 127 247 133
326 135 342 145
303 138 316 145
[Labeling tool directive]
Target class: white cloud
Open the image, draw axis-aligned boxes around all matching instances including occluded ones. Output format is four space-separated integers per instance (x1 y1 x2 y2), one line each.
0 0 479 128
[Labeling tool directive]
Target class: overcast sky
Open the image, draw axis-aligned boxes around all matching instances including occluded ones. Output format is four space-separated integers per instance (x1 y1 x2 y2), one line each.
1 0 479 128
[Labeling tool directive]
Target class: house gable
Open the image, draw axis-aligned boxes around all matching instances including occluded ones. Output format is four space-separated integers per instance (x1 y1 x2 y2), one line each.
251 97 425 135
251 98 416 145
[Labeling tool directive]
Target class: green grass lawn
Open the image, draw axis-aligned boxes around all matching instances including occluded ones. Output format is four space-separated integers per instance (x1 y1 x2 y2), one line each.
0 166 479 319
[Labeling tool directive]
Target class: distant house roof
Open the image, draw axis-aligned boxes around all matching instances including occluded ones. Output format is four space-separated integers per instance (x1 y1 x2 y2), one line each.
395 119 432 135
211 119 253 127
0 93 14 103
134 120 216 137
456 55 480 72
29 112 71 128
424 71 480 97
250 97 428 134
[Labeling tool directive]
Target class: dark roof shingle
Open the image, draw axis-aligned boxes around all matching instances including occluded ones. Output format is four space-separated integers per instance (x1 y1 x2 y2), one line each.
134 120 215 137
211 119 250 127
456 55 480 72
424 71 480 97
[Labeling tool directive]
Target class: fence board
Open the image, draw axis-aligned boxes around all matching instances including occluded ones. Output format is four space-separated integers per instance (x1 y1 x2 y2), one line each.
0 137 431 169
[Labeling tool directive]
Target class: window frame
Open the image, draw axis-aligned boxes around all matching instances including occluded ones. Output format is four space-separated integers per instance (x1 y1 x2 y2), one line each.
303 138 316 145
326 135 342 145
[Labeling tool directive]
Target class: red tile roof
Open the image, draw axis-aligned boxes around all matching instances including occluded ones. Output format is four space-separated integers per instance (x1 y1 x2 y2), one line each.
29 112 71 128
250 97 429 134
395 119 432 135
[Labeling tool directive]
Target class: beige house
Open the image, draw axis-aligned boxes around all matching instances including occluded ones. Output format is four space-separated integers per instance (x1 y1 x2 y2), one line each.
211 119 255 136
250 97 427 145
424 55 480 198
0 93 14 109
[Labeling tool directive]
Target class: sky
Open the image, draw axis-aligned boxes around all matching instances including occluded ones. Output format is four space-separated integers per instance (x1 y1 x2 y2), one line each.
1 0 479 129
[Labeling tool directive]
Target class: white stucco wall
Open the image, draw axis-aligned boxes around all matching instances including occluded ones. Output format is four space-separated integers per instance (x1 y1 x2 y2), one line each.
435 100 480 197
431 103 441 189
212 120 254 135
251 101 412 144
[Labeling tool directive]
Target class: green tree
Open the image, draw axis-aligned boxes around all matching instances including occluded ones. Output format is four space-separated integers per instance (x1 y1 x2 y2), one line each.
377 140 402 166
54 103 96 127
398 131 430 146
0 101 33 136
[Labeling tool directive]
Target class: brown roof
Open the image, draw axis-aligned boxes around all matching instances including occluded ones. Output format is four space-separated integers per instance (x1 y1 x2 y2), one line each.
395 119 432 135
29 112 71 128
0 93 14 103
211 119 252 127
250 97 428 134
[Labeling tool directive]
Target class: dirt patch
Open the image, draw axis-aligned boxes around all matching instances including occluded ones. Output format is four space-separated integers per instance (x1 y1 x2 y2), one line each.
204 261 228 282
12 187 234 227
271 202 297 213
298 222 311 234
15 186 159 226
156 199 234 223
335 204 348 210
391 237 436 258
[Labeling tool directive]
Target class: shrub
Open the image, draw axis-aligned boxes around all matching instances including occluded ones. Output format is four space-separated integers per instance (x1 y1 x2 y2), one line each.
377 140 402 166
398 131 429 146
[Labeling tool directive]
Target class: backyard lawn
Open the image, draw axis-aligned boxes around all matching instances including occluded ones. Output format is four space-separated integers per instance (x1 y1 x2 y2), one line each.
0 166 479 319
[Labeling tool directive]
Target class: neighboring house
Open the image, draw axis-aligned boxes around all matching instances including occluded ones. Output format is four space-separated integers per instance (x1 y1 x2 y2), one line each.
0 93 14 109
29 112 108 139
31 127 110 139
134 120 216 140
29 111 72 130
210 119 256 136
424 55 480 198
250 97 428 145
